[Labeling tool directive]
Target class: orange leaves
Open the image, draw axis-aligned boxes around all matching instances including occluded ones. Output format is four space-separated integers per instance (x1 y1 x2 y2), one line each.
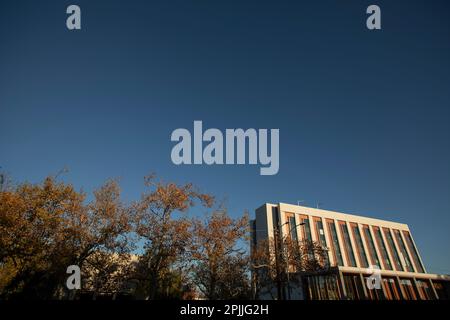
130 175 215 299
188 211 250 299
140 174 214 216
0 172 248 299
0 175 133 298
191 211 248 259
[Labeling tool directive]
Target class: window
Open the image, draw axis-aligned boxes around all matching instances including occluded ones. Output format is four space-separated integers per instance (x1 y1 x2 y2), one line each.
285 213 300 269
403 231 425 273
362 225 380 268
416 279 434 300
393 230 414 272
400 278 418 300
339 221 357 267
343 274 366 300
372 226 392 270
382 277 401 300
383 228 403 271
286 214 298 242
326 219 344 266
350 223 369 268
299 215 312 241
304 275 341 300
313 217 330 266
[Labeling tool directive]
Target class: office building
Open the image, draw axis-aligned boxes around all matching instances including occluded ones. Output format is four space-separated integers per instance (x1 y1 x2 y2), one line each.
250 203 450 300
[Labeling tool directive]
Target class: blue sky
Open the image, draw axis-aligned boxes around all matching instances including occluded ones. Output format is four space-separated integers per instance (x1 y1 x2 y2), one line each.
1 0 450 274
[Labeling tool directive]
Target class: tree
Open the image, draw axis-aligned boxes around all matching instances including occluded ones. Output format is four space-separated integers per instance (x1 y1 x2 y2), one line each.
131 175 213 299
81 251 136 300
66 179 133 298
0 176 85 298
250 238 279 300
0 176 133 299
251 235 328 300
189 210 250 299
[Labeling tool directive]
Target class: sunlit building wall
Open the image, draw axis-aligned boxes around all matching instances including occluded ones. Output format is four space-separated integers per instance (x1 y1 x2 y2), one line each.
251 203 450 300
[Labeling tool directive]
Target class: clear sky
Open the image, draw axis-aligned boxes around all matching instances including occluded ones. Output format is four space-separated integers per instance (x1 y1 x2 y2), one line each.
1 0 449 274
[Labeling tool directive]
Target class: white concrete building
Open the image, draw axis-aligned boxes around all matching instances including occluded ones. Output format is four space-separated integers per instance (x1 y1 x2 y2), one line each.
250 203 450 300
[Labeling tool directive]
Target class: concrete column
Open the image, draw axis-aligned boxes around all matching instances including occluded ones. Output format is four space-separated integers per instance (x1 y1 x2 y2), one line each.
308 215 317 242
428 279 439 300
338 269 347 299
359 272 369 299
413 277 424 300
395 276 406 300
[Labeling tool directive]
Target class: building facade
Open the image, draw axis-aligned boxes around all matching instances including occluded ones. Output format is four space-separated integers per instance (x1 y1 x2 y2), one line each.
250 203 450 300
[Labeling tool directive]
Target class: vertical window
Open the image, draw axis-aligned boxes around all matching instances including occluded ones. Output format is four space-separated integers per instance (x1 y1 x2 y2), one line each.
403 231 425 273
343 274 365 300
362 225 380 268
326 219 344 266
313 217 330 266
382 277 401 300
383 228 403 271
299 215 315 262
305 275 341 300
372 226 393 270
339 221 357 267
400 278 418 300
350 223 369 268
285 213 300 267
290 216 298 241
299 215 312 241
416 279 434 300
287 215 298 242
393 230 414 272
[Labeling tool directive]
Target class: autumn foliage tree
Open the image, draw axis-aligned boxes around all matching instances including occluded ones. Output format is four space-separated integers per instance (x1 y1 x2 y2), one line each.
0 176 132 299
131 175 214 299
189 210 250 299
1 172 275 300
